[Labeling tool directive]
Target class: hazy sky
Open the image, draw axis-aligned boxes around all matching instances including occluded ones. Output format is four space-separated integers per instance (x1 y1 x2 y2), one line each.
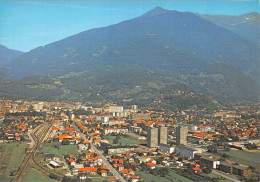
1 0 260 52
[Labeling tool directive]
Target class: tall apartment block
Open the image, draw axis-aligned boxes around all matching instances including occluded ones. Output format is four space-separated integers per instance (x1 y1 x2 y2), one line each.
147 127 158 148
159 127 167 145
176 126 188 146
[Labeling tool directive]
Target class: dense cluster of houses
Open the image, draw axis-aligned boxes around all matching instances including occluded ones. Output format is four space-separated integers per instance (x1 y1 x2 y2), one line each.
0 98 259 181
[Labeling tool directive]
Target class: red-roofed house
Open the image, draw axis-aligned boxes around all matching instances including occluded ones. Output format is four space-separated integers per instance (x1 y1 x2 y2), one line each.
192 167 202 173
147 162 156 169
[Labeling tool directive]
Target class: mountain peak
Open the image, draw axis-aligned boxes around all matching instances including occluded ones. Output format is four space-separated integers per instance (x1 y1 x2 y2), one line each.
142 6 170 17
153 6 166 11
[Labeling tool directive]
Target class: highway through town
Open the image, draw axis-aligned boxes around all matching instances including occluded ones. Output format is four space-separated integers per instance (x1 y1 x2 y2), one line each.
73 123 126 182
90 143 126 182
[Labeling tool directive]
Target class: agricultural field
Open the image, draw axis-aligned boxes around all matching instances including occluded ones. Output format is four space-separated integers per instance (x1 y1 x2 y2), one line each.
199 172 233 182
40 143 79 157
89 177 110 182
104 135 144 146
0 142 27 179
217 150 260 168
136 169 194 182
23 168 57 182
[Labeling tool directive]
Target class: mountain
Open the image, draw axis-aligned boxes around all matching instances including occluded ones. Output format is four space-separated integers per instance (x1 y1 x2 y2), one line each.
200 12 260 45
183 63 260 101
0 44 24 67
0 70 10 81
4 7 260 79
0 65 257 109
0 7 259 106
0 69 219 109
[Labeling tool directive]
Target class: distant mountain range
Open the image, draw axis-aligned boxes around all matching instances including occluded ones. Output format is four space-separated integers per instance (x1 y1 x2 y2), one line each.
0 7 259 108
0 44 24 67
200 12 260 46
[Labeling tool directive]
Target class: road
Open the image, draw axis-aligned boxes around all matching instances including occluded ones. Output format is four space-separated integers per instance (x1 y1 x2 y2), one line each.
72 122 88 141
27 130 35 148
212 170 241 182
27 124 43 148
73 123 126 182
91 143 126 182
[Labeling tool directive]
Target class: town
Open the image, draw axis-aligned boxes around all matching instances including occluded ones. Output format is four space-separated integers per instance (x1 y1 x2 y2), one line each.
0 98 259 182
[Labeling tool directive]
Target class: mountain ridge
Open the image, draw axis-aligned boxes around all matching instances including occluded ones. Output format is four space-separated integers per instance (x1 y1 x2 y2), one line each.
0 7 259 106
4 7 260 79
199 12 260 46
0 44 24 67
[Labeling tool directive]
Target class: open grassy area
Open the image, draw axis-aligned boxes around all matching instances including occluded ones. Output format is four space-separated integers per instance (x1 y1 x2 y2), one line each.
0 142 27 178
90 177 110 182
104 135 143 146
200 172 222 179
199 172 232 181
23 168 58 182
217 150 260 168
41 143 79 157
136 169 194 182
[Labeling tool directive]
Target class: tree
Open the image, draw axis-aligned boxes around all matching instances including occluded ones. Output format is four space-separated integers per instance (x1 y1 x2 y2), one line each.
221 153 229 158
246 143 257 150
113 138 119 144
203 168 212 174
224 144 230 151
49 173 59 180
157 157 164 164
169 154 175 160
208 144 217 153
178 157 183 162
97 168 102 175
62 176 74 182
159 167 169 177
9 170 16 176
62 140 70 145
248 166 255 170
140 162 147 171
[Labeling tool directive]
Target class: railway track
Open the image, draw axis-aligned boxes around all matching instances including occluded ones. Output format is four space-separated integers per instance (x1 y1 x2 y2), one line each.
31 123 63 178
14 125 45 182
14 121 61 182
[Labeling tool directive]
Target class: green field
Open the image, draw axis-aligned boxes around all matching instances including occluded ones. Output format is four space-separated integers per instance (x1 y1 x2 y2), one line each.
90 177 110 182
0 142 27 178
200 173 222 179
41 143 79 157
217 150 260 168
199 172 233 182
23 169 58 182
104 135 143 146
136 169 194 182
23 169 108 182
